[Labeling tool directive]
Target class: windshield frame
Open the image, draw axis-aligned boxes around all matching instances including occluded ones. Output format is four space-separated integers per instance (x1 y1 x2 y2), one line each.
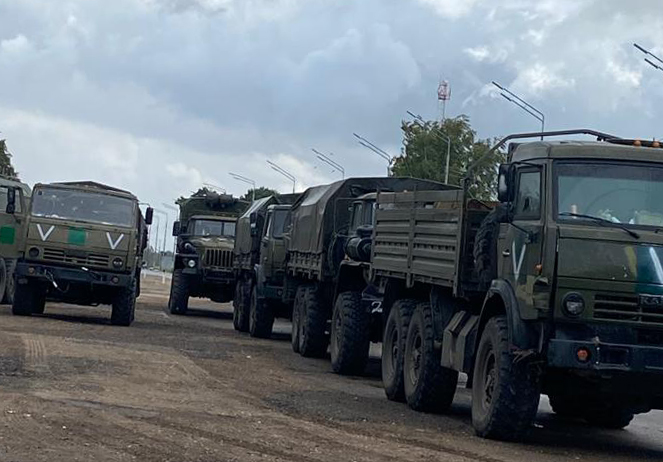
189 219 236 238
553 159 663 231
30 187 137 228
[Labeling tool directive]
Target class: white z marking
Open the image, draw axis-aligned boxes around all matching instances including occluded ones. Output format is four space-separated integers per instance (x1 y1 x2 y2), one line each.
106 233 125 250
512 242 527 282
36 224 55 242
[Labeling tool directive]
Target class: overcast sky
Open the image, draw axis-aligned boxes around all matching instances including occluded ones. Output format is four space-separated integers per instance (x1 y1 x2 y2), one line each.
2 0 663 237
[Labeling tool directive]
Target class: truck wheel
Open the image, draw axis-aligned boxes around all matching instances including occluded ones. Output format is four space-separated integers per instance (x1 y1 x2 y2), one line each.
0 259 7 305
472 316 541 441
12 280 45 316
291 287 303 353
298 285 329 358
382 299 416 402
111 277 137 326
404 302 458 413
331 291 370 375
233 280 250 332
249 284 275 338
168 269 189 315
583 406 634 429
2 262 15 305
473 205 507 289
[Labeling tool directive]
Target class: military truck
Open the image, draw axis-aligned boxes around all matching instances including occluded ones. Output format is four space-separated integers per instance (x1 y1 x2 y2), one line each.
12 181 152 326
286 177 446 359
168 190 248 314
0 176 31 304
233 194 298 336
367 129 663 441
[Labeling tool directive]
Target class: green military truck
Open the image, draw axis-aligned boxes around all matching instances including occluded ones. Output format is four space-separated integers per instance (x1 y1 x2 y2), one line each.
286 177 445 359
0 176 31 304
368 129 663 440
233 194 298 336
12 181 152 326
168 190 248 314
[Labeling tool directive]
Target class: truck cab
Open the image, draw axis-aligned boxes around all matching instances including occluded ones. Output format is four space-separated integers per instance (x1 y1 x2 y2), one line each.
0 176 31 304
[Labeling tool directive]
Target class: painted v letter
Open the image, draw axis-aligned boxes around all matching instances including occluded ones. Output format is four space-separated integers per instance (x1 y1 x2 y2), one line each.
37 224 55 241
106 232 125 250
512 241 527 282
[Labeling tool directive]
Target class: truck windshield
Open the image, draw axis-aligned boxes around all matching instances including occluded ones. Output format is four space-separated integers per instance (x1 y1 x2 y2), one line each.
191 220 236 237
556 162 663 228
31 188 135 227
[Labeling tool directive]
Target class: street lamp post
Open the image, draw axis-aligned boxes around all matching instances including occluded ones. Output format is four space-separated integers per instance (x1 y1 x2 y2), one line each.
352 133 393 176
634 43 663 73
267 160 296 193
163 203 179 255
312 148 345 179
406 111 452 184
492 81 545 140
229 172 257 201
154 209 168 270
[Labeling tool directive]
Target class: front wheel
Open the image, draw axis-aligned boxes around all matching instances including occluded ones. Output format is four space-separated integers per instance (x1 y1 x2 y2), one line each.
471 316 541 441
249 284 274 338
168 269 189 315
298 285 328 358
330 291 370 375
291 287 303 353
111 277 137 326
382 299 416 402
12 279 46 316
233 279 250 332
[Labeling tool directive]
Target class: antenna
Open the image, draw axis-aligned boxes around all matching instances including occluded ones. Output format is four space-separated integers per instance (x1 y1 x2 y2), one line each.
437 80 451 120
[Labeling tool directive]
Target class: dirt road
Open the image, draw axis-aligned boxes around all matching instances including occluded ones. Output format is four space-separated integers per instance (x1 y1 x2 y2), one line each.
0 274 661 462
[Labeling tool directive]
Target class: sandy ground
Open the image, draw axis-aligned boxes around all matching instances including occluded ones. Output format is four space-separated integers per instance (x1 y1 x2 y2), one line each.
0 273 661 462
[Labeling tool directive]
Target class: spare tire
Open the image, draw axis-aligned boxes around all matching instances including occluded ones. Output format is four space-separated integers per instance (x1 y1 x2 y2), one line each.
473 205 508 289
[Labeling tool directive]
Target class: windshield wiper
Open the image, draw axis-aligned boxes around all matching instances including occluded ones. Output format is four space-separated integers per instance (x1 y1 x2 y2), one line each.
559 212 640 239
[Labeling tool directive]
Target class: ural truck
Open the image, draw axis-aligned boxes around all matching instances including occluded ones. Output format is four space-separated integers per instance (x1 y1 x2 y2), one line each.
0 176 31 304
233 194 298 336
168 190 248 314
286 177 445 358
368 129 663 441
12 181 152 326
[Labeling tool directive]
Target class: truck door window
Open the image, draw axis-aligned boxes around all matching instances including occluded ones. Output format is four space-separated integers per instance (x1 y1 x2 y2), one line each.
264 212 272 238
0 187 21 213
271 210 288 238
514 170 541 220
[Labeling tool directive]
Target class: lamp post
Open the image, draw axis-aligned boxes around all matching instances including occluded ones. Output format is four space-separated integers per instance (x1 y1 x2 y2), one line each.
267 160 296 193
229 172 257 201
634 43 663 73
312 148 345 179
406 111 452 184
352 133 392 176
492 81 545 140
163 203 179 255
154 209 168 270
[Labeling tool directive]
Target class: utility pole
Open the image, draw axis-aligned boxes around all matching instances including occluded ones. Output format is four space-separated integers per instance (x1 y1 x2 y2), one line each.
267 160 296 193
163 203 179 256
353 133 393 176
406 111 452 184
492 81 545 140
202 183 226 193
229 172 257 201
154 209 168 270
312 148 345 179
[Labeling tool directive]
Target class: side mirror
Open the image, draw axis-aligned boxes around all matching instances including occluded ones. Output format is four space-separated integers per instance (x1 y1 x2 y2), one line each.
145 207 154 225
497 164 515 203
5 187 16 215
172 221 181 236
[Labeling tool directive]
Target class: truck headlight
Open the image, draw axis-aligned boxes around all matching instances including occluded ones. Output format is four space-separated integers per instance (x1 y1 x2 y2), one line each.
112 257 124 269
28 247 40 258
187 259 196 268
183 242 196 254
563 293 585 317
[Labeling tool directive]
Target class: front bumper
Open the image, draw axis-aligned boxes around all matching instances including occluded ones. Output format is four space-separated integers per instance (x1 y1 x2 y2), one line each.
16 261 132 287
182 266 234 284
548 338 663 372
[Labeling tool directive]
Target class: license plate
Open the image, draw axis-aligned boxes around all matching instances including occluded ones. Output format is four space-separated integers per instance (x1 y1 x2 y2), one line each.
639 294 663 308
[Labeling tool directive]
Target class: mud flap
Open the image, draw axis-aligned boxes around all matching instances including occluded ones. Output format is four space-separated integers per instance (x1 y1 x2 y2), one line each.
441 311 479 373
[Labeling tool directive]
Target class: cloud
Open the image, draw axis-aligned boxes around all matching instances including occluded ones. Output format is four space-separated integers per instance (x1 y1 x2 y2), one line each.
416 0 480 19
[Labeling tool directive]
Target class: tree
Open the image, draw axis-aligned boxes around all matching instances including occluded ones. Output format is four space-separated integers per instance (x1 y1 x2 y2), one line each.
240 187 279 202
392 116 506 200
0 140 18 179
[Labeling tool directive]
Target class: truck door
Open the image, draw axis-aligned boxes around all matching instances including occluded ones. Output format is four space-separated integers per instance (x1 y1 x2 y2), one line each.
0 185 26 259
498 165 546 320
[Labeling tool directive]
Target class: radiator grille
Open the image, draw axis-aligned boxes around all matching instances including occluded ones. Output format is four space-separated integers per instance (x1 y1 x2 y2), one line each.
42 248 110 268
203 249 234 268
594 294 663 326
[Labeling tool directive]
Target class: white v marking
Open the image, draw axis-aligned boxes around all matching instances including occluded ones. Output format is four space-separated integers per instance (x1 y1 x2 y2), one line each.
106 232 125 250
512 241 527 282
37 224 55 241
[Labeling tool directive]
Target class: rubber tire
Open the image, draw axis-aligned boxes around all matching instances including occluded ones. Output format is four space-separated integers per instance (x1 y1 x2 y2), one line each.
2 261 15 305
583 406 634 429
298 285 329 358
0 259 7 305
111 277 137 326
472 316 541 441
291 287 303 353
249 284 275 338
233 279 250 332
12 280 45 316
404 302 458 413
168 269 190 315
330 291 370 375
382 299 417 402
473 205 508 289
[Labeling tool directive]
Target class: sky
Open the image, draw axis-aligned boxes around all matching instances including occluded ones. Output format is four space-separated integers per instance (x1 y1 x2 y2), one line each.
1 0 663 246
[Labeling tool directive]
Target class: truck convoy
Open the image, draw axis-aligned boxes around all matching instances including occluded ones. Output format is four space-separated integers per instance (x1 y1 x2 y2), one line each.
169 190 248 314
0 175 31 305
12 181 152 326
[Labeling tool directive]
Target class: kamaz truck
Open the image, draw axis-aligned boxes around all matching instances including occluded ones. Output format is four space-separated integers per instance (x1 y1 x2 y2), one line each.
0 175 31 305
367 130 663 441
12 181 152 326
168 190 248 314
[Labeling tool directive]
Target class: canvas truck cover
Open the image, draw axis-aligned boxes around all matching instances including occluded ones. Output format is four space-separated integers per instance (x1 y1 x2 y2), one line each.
287 177 451 280
178 192 249 222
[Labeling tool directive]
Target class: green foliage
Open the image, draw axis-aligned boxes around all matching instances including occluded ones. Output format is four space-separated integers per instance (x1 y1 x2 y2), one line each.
241 186 279 202
0 140 18 179
392 115 506 200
